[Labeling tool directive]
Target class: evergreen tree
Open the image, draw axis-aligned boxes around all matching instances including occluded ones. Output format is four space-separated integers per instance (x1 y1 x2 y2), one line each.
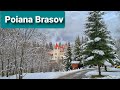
82 36 84 44
49 42 53 50
64 42 72 71
59 42 61 46
81 11 119 76
73 36 82 64
104 34 120 71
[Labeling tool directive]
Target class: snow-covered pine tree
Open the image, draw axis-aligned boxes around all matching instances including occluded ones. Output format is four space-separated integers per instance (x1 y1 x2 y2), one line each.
104 34 120 71
64 42 72 71
73 36 82 64
81 11 119 76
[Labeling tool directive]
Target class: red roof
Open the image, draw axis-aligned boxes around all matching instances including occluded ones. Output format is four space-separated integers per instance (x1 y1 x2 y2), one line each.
54 43 66 50
54 43 59 49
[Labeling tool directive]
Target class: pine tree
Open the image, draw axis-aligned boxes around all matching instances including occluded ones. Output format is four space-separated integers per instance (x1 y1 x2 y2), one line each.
104 34 120 71
81 11 119 76
49 42 53 50
73 36 82 64
81 36 84 44
59 42 61 46
64 42 72 71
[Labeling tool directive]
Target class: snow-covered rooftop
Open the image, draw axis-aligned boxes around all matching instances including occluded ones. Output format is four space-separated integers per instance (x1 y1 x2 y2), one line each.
71 61 80 64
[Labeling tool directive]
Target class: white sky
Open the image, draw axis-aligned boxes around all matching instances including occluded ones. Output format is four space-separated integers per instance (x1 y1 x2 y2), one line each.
42 11 120 43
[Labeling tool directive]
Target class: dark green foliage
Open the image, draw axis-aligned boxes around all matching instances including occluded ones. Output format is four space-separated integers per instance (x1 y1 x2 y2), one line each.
81 11 119 75
74 36 82 64
64 42 72 71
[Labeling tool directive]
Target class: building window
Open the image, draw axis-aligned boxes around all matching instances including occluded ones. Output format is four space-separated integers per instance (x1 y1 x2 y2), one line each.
61 57 63 59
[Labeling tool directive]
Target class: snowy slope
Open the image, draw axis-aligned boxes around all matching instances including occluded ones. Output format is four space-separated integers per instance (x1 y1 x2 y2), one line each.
0 69 84 79
84 67 120 79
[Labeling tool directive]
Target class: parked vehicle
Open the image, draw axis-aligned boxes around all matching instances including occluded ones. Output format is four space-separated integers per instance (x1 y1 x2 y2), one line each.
115 65 120 68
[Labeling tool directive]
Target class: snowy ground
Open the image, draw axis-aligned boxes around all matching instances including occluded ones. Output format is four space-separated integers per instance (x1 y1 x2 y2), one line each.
0 68 92 79
83 67 120 79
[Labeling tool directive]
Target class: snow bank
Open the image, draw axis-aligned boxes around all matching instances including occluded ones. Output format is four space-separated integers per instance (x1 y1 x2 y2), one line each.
85 67 120 79
0 69 83 79
108 67 120 71
92 50 104 55
71 61 80 64
85 70 98 77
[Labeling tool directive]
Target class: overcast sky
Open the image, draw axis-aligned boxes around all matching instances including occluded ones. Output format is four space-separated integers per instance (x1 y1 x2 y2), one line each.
42 11 120 44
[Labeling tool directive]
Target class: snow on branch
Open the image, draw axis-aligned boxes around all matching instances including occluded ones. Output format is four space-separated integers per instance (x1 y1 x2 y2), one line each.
81 43 87 49
107 44 117 50
86 56 94 61
114 58 120 62
92 50 105 56
87 40 94 44
110 52 115 54
106 39 113 42
94 37 101 42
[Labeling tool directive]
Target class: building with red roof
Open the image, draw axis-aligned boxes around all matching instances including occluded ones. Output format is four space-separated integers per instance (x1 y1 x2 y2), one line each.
48 42 68 62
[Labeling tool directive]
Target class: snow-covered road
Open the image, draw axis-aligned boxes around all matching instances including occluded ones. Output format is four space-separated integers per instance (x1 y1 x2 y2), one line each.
84 67 120 79
0 68 95 79
57 69 95 79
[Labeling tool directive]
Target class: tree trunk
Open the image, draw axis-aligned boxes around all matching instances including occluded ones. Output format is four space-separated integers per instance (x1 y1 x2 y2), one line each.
98 65 101 76
6 59 10 77
105 66 107 71
19 46 24 79
31 68 34 73
19 70 23 79
1 60 4 77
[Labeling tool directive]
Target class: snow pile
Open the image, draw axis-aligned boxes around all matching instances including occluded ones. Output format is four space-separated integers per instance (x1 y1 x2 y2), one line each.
107 44 117 50
0 69 83 79
104 61 112 66
108 67 120 71
23 72 63 79
94 37 101 42
98 75 120 79
85 70 98 77
85 67 120 79
92 50 105 55
71 61 80 64
86 56 94 61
